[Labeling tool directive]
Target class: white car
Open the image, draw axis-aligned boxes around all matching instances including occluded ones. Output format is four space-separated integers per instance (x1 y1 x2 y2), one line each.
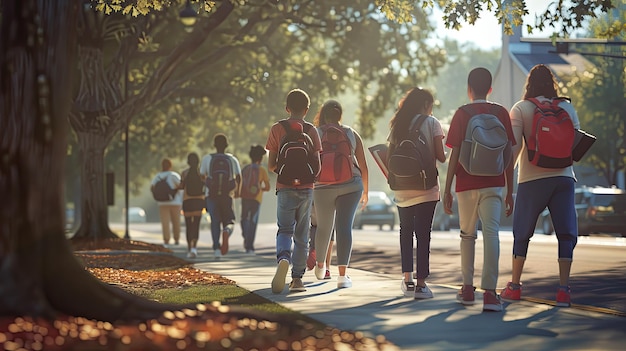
123 207 147 223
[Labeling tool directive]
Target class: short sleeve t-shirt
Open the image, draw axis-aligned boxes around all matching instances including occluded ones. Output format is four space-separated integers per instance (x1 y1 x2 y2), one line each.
151 170 182 205
445 101 516 192
199 153 241 197
265 118 322 190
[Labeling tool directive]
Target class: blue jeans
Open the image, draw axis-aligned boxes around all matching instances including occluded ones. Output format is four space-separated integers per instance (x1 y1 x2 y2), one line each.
513 177 577 259
398 201 437 280
206 196 235 250
241 198 261 251
276 188 313 279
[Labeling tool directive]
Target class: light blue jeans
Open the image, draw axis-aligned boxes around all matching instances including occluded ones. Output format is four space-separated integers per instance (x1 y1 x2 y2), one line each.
457 187 503 290
276 188 313 279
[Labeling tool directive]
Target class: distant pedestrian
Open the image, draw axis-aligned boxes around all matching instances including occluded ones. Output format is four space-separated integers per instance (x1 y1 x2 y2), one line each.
443 67 515 312
265 88 321 294
200 134 241 258
240 145 271 254
500 64 580 307
181 152 205 258
387 87 446 299
312 99 369 289
151 158 182 247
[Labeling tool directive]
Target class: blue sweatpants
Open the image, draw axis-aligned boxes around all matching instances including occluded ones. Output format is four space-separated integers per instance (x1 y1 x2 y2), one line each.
513 176 577 260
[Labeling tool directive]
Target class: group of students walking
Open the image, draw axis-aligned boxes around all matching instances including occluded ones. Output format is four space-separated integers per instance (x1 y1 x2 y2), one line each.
265 92 370 293
267 64 580 314
150 135 270 259
390 64 579 311
152 63 581 313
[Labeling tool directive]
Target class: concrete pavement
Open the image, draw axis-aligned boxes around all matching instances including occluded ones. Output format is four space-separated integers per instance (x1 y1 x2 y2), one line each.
120 225 626 351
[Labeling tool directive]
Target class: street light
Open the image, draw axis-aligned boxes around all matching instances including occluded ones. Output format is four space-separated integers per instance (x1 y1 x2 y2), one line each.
179 0 197 28
124 62 130 240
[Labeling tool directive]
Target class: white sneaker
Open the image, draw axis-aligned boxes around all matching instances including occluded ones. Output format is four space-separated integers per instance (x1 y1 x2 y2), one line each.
272 259 290 294
337 275 352 289
191 247 198 255
314 264 326 280
214 249 222 259
186 251 196 258
401 280 416 298
414 284 434 299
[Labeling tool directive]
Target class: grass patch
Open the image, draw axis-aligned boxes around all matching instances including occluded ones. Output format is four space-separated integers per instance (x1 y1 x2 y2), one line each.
134 284 325 328
137 285 304 315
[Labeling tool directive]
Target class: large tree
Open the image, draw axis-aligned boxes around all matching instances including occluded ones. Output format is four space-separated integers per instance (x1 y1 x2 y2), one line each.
0 0 167 321
70 0 447 239
1 0 617 322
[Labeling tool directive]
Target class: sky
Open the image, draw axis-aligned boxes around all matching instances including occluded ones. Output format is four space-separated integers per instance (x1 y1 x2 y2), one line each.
433 0 552 50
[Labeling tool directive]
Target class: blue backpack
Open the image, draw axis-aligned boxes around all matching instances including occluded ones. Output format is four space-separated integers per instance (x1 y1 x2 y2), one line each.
206 154 236 197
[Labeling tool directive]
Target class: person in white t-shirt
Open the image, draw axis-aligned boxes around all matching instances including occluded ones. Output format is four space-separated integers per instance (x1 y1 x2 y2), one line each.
199 134 241 258
501 64 580 307
150 158 182 246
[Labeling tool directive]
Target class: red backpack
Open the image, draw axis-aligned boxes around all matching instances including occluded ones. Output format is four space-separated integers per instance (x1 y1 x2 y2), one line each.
240 164 260 199
525 97 575 168
317 124 354 185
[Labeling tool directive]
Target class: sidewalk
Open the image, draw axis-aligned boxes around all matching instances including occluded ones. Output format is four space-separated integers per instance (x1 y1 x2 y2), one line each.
125 228 625 351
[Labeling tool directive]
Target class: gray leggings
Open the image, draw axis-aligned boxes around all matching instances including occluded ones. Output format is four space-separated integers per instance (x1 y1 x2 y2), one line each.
313 178 364 266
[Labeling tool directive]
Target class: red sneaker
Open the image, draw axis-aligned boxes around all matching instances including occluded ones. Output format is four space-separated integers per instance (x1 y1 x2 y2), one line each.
306 249 316 271
220 228 230 255
456 285 475 305
483 291 503 312
556 286 571 307
500 282 522 301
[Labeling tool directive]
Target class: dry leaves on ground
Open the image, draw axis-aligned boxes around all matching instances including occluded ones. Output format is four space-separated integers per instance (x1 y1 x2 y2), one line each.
0 238 396 351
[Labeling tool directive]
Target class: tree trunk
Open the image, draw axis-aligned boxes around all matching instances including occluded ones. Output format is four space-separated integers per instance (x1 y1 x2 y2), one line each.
0 0 171 321
65 2 235 239
72 130 117 239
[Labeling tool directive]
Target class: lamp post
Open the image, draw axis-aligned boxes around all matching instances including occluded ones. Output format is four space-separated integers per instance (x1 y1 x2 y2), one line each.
179 0 197 29
124 62 130 240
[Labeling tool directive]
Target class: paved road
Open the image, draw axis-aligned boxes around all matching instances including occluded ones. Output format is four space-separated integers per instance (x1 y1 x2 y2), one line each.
113 222 626 315
112 222 626 351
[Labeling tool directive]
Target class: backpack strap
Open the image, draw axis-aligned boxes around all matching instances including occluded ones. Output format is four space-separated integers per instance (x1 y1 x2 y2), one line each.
279 119 313 134
409 114 429 134
279 119 291 133
460 102 500 117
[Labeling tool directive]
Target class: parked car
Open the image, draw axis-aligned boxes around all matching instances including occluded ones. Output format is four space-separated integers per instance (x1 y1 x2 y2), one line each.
123 207 147 223
432 199 459 231
353 191 397 230
537 186 626 237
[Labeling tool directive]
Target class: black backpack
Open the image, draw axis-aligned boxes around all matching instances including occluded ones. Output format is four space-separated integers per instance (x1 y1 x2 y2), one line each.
206 153 236 197
184 168 204 197
152 175 177 201
276 120 318 186
387 115 438 190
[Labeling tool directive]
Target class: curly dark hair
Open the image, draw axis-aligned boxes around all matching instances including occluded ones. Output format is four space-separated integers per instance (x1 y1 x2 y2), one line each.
523 64 560 100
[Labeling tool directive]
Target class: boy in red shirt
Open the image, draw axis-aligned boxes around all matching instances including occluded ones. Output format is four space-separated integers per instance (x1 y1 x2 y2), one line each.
443 67 515 312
